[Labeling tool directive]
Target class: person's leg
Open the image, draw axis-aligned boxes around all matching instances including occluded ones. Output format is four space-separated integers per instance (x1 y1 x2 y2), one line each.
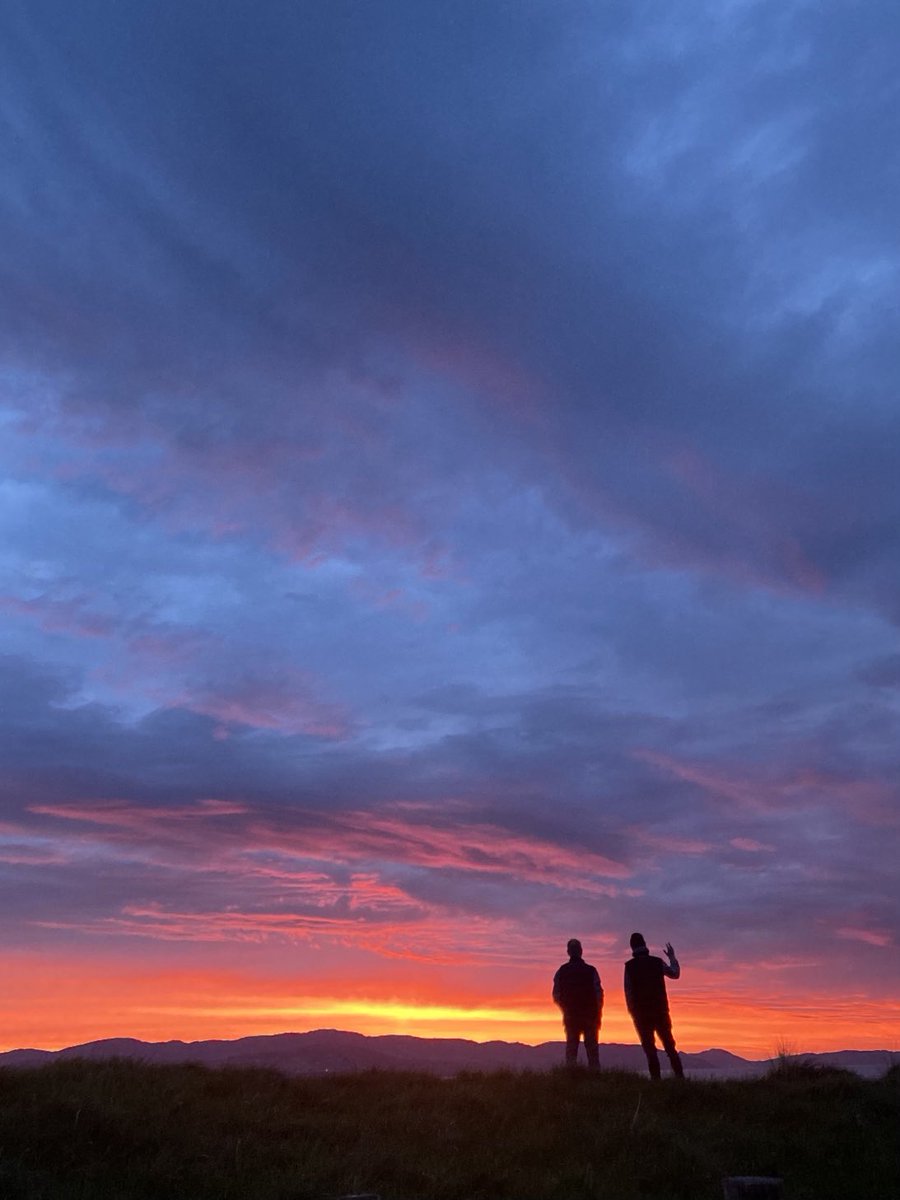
583 1020 600 1070
657 1014 684 1078
635 1019 661 1079
564 1020 580 1066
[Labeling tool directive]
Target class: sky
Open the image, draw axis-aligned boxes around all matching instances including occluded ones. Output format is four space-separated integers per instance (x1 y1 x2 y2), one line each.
1 1 898 1059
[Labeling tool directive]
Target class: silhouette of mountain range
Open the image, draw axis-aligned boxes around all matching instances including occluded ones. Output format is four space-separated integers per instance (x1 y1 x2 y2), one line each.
0 1030 894 1078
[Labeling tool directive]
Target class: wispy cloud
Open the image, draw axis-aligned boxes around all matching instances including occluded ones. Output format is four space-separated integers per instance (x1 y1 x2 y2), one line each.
1 0 898 1052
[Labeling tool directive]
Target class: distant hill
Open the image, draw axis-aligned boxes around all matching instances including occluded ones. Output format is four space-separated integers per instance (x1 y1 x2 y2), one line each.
0 1030 894 1078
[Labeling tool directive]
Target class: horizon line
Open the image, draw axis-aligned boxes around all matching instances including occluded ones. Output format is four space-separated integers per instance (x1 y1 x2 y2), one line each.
3 1025 896 1066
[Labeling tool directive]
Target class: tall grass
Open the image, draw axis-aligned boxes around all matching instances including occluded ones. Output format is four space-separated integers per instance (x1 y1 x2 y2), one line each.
0 1058 896 1199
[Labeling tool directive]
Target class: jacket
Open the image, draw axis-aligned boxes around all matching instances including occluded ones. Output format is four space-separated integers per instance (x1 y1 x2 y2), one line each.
553 958 603 1018
624 946 679 1018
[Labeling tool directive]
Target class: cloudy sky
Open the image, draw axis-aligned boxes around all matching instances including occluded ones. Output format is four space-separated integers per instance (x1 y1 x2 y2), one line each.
1 0 898 1057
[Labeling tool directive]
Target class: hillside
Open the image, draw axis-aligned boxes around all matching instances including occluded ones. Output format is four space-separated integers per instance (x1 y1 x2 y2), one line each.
0 1028 893 1078
0 1058 896 1199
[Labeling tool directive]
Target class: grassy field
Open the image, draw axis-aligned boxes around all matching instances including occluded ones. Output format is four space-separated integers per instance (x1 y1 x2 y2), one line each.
0 1059 896 1199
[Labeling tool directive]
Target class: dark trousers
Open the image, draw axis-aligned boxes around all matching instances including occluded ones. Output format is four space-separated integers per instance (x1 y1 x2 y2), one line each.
563 1015 600 1068
634 1011 684 1079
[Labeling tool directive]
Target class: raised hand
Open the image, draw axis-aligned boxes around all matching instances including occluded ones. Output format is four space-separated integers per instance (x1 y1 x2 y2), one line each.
664 942 675 959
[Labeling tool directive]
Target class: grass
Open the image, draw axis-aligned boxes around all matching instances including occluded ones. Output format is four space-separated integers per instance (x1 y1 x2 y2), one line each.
0 1059 896 1199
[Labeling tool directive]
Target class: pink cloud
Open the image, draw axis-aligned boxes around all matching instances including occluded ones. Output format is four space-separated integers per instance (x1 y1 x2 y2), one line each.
407 328 549 427
0 846 71 866
664 443 827 596
125 419 438 571
250 808 634 895
0 593 118 639
532 433 828 599
32 799 248 827
30 901 564 968
123 629 212 668
635 749 769 812
3 597 352 743
632 829 713 855
26 799 635 910
271 497 425 565
182 679 351 738
99 635 354 738
26 799 253 867
836 926 893 948
349 579 431 622
634 751 881 825
781 770 900 828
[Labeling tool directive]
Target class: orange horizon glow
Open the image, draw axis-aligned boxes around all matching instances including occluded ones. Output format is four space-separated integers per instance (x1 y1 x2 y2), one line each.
2 953 897 1060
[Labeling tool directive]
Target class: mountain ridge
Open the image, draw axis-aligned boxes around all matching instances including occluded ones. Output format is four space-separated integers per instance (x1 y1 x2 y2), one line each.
0 1029 894 1078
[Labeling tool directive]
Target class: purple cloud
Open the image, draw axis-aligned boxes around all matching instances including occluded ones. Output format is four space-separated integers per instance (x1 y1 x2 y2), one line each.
0 0 898 1049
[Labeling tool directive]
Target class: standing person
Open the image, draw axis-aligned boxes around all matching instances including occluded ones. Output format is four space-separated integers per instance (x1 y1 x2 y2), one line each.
624 932 684 1080
552 938 604 1069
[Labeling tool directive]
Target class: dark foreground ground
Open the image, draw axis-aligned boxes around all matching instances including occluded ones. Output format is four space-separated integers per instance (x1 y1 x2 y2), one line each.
0 1059 896 1200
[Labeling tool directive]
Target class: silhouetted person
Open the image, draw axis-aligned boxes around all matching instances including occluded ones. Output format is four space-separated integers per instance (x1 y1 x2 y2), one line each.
552 938 603 1069
624 932 684 1079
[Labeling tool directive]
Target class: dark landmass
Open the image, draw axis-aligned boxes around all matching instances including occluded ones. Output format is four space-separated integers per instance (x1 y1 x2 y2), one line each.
0 1028 894 1078
0 1057 896 1199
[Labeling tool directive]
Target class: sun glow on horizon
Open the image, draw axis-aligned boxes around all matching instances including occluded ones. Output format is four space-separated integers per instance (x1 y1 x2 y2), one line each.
143 999 548 1025
2 952 897 1059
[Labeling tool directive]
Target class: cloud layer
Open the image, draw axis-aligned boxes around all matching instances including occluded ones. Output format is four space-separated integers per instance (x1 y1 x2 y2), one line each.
1 0 898 1054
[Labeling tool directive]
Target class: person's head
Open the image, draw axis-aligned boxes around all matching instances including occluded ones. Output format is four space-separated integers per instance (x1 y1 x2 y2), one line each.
629 931 646 952
567 938 583 959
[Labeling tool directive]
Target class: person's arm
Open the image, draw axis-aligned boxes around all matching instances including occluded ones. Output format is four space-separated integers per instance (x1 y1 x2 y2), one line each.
623 964 634 1015
593 967 604 1020
661 942 680 980
552 968 562 1007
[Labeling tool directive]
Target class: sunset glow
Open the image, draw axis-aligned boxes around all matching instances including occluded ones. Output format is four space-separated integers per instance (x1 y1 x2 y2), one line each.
1 1 897 1065
2 950 897 1061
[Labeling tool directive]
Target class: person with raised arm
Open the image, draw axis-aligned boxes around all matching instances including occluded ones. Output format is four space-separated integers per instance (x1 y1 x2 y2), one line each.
624 932 684 1079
